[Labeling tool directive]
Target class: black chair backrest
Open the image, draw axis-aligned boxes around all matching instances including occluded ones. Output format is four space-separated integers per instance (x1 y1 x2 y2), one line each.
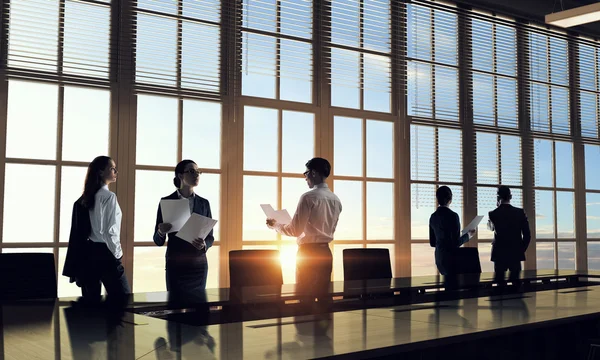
0 253 57 301
343 248 393 281
453 247 482 274
229 250 283 288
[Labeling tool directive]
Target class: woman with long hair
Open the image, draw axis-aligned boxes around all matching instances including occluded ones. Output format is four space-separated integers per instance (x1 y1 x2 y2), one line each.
154 159 215 296
63 156 130 300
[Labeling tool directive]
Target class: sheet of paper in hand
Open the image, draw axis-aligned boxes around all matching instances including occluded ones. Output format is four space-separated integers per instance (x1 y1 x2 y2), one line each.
176 213 218 243
159 198 191 232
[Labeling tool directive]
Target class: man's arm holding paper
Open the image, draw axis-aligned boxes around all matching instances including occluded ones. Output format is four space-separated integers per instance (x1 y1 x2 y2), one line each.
268 195 311 237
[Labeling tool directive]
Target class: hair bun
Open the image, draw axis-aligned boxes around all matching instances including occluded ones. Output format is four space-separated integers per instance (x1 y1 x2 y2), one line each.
173 177 181 188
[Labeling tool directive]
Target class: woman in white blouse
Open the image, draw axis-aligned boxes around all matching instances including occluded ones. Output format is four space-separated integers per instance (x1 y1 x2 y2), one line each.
66 156 130 300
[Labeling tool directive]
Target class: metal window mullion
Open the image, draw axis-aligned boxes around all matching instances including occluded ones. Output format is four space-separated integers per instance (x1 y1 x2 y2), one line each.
275 0 281 100
277 108 283 244
0 0 9 249
430 9 436 119
359 0 364 110
176 0 184 161
362 117 367 243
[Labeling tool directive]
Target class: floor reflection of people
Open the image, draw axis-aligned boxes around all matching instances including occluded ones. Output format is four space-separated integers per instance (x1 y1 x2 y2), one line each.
154 288 216 360
264 313 333 359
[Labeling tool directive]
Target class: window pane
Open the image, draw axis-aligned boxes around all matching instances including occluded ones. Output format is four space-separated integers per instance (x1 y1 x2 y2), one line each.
555 141 573 188
282 111 314 174
244 107 278 172
496 77 518 128
530 83 549 132
471 19 493 72
364 54 391 112
334 116 362 177
412 243 436 276
243 176 277 240
407 4 432 61
549 37 569 85
3 164 55 243
182 100 221 170
280 39 312 103
136 95 178 166
472 73 494 126
280 0 311 39
496 25 517 77
6 81 58 160
587 193 600 238
182 0 220 22
410 125 435 181
242 0 276 32
537 242 555 270
366 120 393 178
551 86 570 135
534 139 553 188
333 245 362 281
58 247 83 298
62 86 110 162
476 132 499 185
331 0 359 47
135 14 177 87
134 170 174 242
8 0 58 72
63 1 110 78
59 167 87 245
438 128 462 183
535 190 555 239
588 243 600 270
366 243 395 277
500 135 522 186
435 66 459 121
556 191 575 238
411 184 435 240
407 61 432 118
181 22 220 93
331 48 360 109
529 32 548 82
133 246 167 293
242 32 276 98
585 145 600 190
433 10 457 65
580 91 599 138
366 182 393 240
334 180 362 240
449 186 464 225
138 0 177 15
478 243 494 273
281 177 309 241
557 242 575 270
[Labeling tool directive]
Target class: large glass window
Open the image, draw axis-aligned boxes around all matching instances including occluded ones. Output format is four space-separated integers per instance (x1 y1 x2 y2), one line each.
534 139 575 269
410 124 462 275
242 106 315 283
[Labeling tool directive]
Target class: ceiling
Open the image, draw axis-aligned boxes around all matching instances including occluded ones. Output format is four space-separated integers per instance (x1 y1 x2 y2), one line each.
458 0 600 37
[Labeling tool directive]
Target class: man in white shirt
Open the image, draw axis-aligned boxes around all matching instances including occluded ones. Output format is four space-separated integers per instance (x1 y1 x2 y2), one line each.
267 157 342 301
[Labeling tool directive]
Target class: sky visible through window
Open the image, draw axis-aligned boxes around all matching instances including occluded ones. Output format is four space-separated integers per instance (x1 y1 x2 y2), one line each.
2 0 599 294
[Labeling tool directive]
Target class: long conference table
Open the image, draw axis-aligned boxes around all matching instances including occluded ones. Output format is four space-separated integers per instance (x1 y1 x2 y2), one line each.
3 270 600 359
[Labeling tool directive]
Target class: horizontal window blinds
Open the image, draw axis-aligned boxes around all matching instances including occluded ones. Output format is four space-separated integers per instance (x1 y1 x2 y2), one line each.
133 0 222 98
467 12 518 129
525 26 571 135
241 0 313 102
5 0 112 84
325 0 392 112
577 39 600 139
406 1 458 121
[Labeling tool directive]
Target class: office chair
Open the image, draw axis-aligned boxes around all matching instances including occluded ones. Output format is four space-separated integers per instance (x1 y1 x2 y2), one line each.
343 248 393 281
0 253 57 301
229 250 283 288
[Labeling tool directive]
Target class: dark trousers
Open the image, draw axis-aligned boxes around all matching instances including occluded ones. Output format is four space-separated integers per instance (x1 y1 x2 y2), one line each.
81 241 130 300
494 260 522 286
296 243 332 302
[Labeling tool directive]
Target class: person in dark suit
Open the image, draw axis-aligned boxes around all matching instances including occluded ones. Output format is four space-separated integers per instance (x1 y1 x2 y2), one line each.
154 160 215 295
429 186 475 276
488 186 531 286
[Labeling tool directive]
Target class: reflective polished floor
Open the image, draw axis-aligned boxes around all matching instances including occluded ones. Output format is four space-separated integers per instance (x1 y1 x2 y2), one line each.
4 285 600 359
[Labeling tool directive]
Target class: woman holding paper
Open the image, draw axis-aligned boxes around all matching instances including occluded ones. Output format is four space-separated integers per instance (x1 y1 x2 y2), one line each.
153 159 215 294
429 186 476 276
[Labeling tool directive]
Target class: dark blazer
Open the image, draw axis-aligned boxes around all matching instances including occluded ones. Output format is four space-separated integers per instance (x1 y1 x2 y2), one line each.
429 206 470 275
489 204 531 263
153 191 215 263
63 198 92 284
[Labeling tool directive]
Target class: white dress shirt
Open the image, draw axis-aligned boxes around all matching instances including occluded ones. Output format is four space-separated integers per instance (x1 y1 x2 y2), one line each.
89 185 123 259
274 183 342 245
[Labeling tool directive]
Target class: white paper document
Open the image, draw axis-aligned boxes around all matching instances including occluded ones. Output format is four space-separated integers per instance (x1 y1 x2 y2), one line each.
176 213 218 243
260 204 292 225
160 199 191 233
461 215 484 236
